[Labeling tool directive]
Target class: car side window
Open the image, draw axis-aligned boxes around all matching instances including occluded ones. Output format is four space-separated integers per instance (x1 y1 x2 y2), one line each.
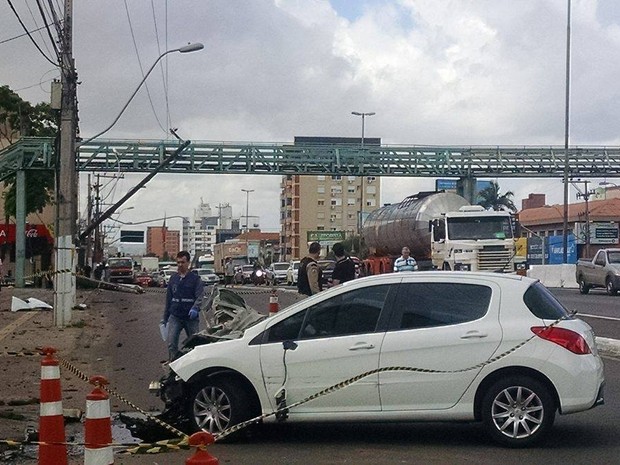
594 252 605 266
390 283 491 330
265 285 391 343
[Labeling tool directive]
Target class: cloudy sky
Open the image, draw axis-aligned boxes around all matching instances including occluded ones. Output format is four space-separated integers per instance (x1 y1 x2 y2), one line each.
2 0 620 248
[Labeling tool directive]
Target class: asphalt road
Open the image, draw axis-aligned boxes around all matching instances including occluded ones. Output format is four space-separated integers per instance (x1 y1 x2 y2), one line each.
92 285 619 465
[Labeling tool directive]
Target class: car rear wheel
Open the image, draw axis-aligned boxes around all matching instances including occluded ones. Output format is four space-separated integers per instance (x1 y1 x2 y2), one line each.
578 277 590 294
606 277 618 296
187 377 252 440
481 376 556 447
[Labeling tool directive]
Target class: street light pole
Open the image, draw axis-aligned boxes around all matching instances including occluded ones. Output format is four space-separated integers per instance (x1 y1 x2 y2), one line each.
351 111 375 250
241 189 254 263
562 0 572 264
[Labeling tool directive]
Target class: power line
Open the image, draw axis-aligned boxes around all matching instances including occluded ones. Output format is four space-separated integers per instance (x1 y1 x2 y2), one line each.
151 0 172 134
25 0 54 58
123 0 168 135
0 22 49 44
34 0 62 62
5 0 58 67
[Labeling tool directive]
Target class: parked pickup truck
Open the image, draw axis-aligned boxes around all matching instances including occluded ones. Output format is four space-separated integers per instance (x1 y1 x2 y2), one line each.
575 248 620 295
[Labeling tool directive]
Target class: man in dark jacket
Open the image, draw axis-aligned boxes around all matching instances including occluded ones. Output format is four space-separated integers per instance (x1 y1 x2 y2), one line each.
161 251 204 361
298 242 322 296
330 242 356 286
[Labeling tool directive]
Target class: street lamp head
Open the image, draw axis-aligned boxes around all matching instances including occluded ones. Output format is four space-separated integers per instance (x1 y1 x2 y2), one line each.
178 42 204 53
351 111 376 117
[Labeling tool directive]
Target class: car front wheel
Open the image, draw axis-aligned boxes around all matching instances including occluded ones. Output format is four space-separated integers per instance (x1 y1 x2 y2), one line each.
481 376 556 447
187 378 252 439
606 277 618 296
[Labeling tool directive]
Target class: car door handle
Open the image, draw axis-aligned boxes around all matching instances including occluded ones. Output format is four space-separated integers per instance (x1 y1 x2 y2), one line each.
349 342 376 351
460 331 488 339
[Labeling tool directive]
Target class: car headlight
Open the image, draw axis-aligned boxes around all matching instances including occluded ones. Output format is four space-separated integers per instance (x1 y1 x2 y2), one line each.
454 263 471 271
256 270 263 277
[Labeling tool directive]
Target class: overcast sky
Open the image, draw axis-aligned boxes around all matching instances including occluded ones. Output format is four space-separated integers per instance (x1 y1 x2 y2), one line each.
2 0 620 248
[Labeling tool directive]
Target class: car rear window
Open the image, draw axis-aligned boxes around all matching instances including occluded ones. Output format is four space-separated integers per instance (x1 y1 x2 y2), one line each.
523 282 570 320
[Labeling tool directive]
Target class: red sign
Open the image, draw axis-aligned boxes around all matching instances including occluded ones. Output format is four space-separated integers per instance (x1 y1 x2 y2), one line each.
0 224 54 244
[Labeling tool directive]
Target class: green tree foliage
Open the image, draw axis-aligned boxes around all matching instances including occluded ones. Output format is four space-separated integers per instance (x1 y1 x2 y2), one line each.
477 181 517 212
0 85 57 218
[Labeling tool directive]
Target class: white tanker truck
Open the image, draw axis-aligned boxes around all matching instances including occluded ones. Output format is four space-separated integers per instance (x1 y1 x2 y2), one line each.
361 191 518 273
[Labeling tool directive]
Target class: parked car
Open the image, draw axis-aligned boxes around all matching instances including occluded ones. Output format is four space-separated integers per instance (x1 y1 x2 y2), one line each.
134 272 154 288
161 268 176 287
193 268 220 286
269 262 290 284
157 272 604 446
575 248 620 295
286 260 300 285
317 259 336 286
240 265 255 284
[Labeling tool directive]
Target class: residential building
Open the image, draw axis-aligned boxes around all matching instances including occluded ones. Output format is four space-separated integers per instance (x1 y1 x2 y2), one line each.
280 173 381 260
146 226 180 259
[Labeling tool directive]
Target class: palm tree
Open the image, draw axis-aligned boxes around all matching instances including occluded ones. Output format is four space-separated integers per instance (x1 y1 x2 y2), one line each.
477 181 517 212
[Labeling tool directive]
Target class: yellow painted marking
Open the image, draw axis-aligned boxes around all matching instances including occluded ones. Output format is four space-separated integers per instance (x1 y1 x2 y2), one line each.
0 311 37 343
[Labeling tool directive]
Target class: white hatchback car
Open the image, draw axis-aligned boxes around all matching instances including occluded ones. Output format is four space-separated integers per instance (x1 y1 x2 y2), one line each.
160 272 604 447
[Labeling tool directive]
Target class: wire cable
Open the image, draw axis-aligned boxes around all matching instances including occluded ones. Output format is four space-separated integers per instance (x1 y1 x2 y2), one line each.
0 22 48 45
150 0 171 132
5 0 58 67
25 0 54 58
34 0 62 63
123 0 168 135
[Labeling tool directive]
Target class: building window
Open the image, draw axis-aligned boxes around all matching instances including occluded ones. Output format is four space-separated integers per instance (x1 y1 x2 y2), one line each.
366 199 376 207
331 198 342 206
347 198 356 206
317 225 325 230
317 186 325 194
347 186 356 194
317 175 325 181
317 212 325 219
318 200 325 206
331 175 342 181
331 186 342 195
366 185 376 194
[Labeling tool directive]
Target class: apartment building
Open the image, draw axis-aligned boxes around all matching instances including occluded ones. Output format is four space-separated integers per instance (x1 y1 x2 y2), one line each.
280 174 381 260
146 226 181 259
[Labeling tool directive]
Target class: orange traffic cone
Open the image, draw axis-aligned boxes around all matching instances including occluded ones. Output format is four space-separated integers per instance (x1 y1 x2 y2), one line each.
186 432 219 465
269 288 279 317
84 375 113 465
38 347 67 465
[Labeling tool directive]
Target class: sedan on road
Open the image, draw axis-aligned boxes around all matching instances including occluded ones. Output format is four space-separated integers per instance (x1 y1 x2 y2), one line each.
192 268 220 286
159 272 604 447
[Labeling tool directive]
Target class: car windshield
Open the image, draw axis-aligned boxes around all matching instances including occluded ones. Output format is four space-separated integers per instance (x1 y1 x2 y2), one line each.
273 263 289 270
447 216 513 240
242 265 254 272
109 259 132 267
198 268 215 275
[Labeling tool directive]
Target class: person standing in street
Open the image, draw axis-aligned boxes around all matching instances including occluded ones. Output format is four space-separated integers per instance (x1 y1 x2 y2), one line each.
161 251 205 361
297 241 322 296
394 246 419 272
224 257 235 287
330 242 356 286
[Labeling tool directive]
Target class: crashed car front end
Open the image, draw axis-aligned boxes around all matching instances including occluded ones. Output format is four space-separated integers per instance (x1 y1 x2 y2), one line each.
149 286 266 431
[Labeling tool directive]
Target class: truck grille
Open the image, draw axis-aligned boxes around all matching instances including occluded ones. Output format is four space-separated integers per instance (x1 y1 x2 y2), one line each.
478 246 512 272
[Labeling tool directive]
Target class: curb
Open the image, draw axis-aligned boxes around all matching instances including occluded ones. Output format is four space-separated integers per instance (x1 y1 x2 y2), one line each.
597 337 620 358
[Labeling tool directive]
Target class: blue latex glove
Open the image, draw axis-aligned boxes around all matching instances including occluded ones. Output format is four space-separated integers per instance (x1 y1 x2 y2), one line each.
188 307 200 320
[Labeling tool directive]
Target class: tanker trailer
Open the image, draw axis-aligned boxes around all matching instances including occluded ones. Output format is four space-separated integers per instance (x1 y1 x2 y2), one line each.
361 191 516 273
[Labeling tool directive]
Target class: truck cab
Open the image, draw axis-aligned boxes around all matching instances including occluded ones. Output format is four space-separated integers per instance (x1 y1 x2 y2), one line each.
430 206 516 272
107 257 136 284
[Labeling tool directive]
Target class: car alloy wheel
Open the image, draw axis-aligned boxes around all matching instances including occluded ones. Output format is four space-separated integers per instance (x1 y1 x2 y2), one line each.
188 378 251 438
482 376 555 447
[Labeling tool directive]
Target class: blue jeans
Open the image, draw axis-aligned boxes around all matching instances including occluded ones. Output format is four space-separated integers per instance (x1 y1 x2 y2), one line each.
167 314 200 361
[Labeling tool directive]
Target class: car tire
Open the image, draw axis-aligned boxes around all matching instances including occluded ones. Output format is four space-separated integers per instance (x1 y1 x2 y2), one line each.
606 277 618 296
578 277 590 295
186 377 253 440
481 376 556 448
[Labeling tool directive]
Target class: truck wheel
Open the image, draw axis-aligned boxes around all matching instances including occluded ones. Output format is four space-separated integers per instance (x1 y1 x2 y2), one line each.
481 376 556 447
606 277 618 296
578 277 590 295
442 262 451 271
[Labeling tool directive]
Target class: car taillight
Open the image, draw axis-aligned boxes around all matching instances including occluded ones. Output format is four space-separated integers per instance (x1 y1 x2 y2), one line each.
531 326 591 355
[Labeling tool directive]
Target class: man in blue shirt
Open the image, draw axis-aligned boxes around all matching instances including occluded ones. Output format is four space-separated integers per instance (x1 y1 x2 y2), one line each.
393 246 419 272
161 251 204 361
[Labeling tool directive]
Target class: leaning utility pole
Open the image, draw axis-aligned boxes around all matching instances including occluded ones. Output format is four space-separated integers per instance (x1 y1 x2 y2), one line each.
54 0 78 327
